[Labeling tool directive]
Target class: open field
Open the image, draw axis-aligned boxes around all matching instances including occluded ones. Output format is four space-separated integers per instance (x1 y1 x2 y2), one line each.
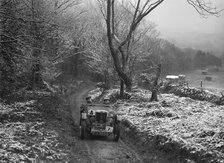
185 70 224 91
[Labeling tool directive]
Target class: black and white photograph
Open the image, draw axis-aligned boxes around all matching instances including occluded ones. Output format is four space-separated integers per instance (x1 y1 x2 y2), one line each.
0 0 224 162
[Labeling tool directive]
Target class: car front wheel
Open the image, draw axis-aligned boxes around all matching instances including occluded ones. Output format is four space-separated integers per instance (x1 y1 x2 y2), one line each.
80 121 86 140
113 124 120 142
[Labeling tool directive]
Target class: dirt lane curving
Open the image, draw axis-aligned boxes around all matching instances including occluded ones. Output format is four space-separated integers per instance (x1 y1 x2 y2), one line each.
69 87 143 163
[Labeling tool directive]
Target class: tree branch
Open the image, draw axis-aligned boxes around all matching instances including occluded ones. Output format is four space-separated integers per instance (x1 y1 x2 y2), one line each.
187 0 223 17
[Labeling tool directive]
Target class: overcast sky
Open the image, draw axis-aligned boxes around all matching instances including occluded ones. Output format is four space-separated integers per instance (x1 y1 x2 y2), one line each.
144 0 224 55
148 0 224 34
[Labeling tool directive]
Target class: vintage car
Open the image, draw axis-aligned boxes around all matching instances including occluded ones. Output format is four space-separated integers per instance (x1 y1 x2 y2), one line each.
79 102 121 141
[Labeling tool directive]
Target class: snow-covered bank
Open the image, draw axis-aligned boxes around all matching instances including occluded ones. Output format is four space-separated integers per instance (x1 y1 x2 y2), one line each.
166 85 224 105
88 87 224 162
0 91 77 162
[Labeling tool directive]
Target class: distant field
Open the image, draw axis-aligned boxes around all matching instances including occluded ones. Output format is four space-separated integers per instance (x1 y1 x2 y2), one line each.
183 70 224 92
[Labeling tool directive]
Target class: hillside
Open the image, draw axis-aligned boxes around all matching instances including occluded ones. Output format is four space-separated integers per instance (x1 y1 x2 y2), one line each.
161 30 224 56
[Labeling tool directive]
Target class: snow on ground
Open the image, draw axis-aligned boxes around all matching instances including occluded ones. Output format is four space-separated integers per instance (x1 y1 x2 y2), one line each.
88 88 103 101
168 86 224 105
89 87 224 162
0 99 71 162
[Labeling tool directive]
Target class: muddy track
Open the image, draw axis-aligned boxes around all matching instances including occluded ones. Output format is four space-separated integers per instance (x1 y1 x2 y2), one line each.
69 87 143 163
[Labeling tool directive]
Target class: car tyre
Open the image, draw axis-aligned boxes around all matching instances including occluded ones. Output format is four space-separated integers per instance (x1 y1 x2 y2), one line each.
113 124 120 142
80 121 86 140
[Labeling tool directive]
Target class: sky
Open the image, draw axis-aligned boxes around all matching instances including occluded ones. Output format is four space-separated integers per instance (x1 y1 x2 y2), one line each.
148 0 224 34
146 0 224 55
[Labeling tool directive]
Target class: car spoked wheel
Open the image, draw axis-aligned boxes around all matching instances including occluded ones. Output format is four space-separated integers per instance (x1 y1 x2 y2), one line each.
113 124 120 142
80 121 86 140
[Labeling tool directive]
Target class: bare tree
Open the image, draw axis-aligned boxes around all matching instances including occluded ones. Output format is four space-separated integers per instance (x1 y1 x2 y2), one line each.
102 0 221 98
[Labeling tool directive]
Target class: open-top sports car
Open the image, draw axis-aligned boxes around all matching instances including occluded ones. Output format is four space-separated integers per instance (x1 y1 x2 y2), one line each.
79 103 121 141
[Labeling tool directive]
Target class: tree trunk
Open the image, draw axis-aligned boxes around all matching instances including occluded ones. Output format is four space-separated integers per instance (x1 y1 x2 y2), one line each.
120 79 124 97
104 69 109 90
30 0 42 89
150 64 161 101
109 49 132 94
109 52 132 95
150 90 158 101
106 0 132 96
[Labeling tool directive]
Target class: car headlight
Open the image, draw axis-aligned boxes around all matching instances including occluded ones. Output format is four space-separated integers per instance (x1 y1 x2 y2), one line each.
81 113 87 119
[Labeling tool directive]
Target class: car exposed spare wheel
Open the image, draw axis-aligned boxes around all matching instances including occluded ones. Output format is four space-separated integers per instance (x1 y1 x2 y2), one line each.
80 121 86 140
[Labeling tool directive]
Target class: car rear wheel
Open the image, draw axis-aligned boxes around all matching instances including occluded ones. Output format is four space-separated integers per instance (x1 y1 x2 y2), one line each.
80 121 86 140
113 124 120 142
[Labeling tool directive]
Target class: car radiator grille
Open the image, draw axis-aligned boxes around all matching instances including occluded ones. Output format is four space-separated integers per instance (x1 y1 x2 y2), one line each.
95 112 107 123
